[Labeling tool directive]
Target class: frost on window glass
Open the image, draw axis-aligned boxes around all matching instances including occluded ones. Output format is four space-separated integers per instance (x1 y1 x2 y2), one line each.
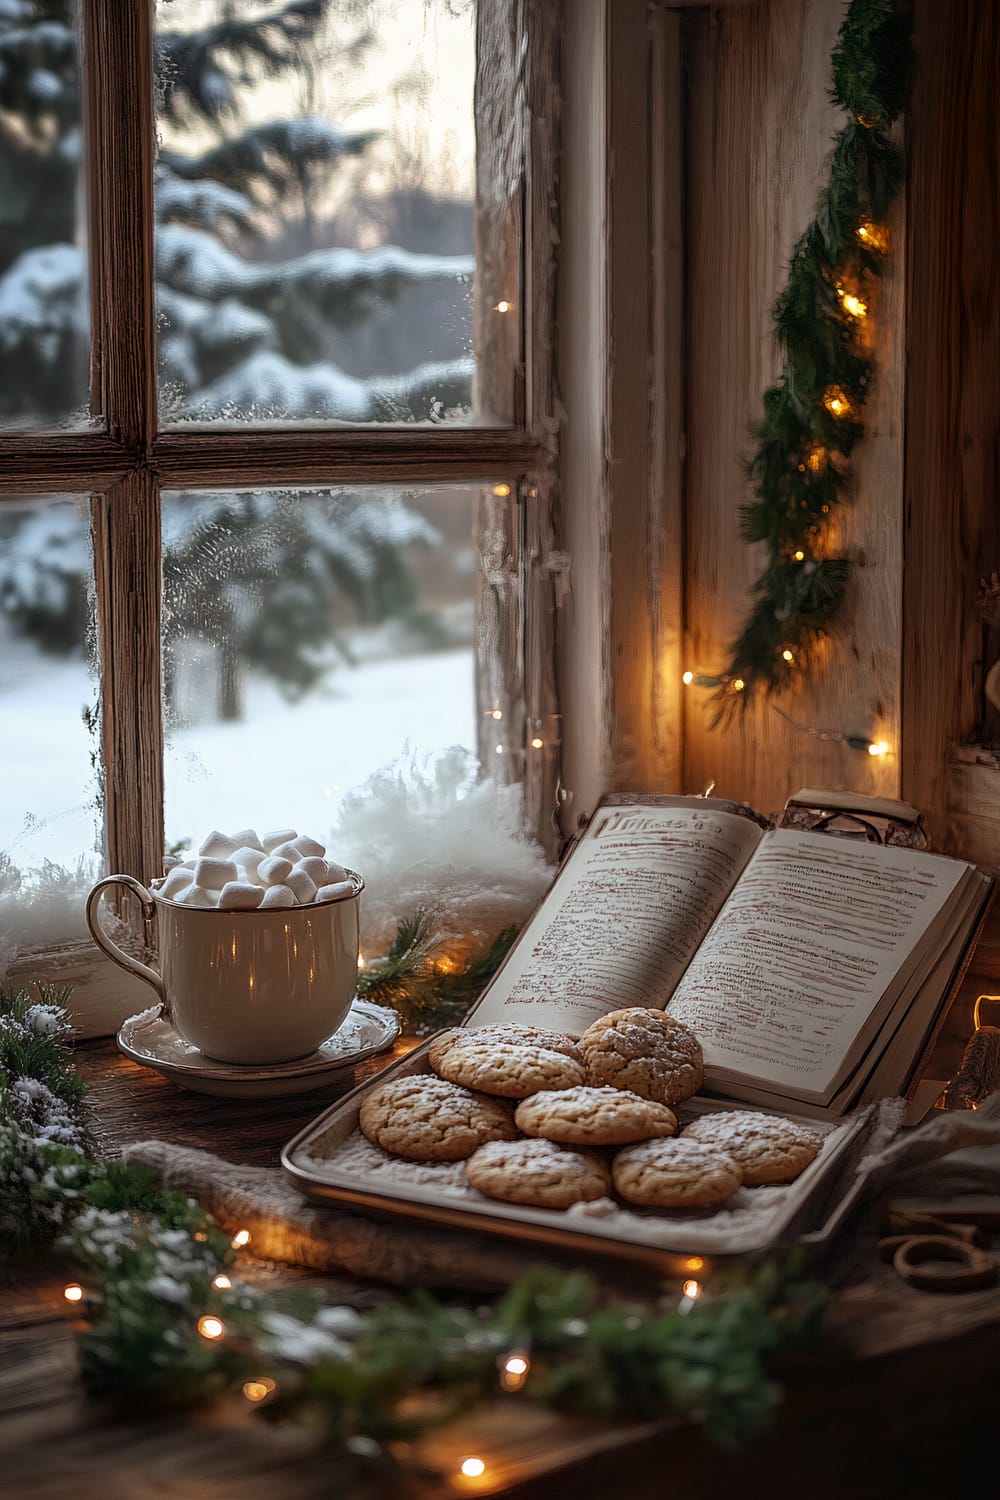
0 497 103 949
154 0 496 426
162 484 489 850
0 2 90 430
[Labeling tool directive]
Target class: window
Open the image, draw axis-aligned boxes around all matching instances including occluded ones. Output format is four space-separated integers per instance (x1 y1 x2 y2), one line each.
0 0 560 995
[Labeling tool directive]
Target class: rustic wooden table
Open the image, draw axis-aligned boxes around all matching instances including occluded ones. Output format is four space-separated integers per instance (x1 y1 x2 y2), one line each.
4 938 1000 1500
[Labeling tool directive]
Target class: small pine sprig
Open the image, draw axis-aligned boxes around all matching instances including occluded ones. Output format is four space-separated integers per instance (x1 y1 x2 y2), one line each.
716 0 911 720
356 912 519 1032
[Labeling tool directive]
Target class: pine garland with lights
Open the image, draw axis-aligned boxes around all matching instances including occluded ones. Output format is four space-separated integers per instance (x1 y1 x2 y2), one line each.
356 909 520 1031
711 0 911 720
1 984 832 1473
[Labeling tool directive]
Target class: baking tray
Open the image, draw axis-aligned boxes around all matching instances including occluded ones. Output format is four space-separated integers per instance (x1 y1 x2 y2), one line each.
281 1041 874 1274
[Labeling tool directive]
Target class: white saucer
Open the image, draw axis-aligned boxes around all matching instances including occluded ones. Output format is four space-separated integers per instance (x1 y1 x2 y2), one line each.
117 998 400 1098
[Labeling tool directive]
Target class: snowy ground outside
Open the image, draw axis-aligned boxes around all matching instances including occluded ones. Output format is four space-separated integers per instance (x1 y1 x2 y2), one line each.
1 639 476 873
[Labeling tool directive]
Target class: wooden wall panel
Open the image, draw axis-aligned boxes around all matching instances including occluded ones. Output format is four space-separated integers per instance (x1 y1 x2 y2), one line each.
681 0 903 818
903 0 1000 857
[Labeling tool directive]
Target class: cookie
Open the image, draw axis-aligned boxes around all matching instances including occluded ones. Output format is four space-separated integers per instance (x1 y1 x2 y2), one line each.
682 1110 823 1185
428 1027 587 1098
465 1137 612 1209
611 1137 742 1208
514 1085 678 1146
358 1073 518 1161
578 1008 703 1106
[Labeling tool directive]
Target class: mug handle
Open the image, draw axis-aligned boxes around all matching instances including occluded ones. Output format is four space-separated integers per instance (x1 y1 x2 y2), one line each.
86 874 168 1018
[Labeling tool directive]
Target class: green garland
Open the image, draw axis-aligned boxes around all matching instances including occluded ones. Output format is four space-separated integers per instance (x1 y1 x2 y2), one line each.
0 983 830 1474
713 0 911 718
356 910 519 1031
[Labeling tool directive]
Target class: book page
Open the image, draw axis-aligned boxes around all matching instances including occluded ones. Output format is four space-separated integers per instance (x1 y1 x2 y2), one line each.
666 830 971 1102
469 805 763 1033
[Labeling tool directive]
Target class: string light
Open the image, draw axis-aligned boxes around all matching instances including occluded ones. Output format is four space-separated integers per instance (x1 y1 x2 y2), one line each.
837 285 868 319
459 1457 487 1478
492 483 511 497
495 744 504 755
822 385 852 419
63 1283 84 1303
530 737 544 750
806 445 826 473
498 1351 531 1392
231 1229 251 1249
242 1377 277 1403
197 1315 225 1340
489 708 503 720
867 740 890 758
682 671 694 685
493 300 511 313
793 549 806 562
212 1274 231 1291
684 682 892 758
684 1257 705 1273
682 1279 702 1300
732 678 745 693
856 219 890 253
781 649 795 663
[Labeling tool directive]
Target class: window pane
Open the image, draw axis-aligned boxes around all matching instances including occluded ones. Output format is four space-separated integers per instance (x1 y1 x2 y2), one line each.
155 0 510 426
0 3 89 430
162 484 488 848
0 497 102 944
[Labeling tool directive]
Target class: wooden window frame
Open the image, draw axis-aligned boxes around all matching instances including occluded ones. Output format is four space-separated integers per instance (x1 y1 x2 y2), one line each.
0 0 561 1022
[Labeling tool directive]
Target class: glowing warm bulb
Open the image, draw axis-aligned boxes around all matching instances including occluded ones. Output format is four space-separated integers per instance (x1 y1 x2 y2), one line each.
806 446 825 473
63 1283 84 1303
212 1274 232 1290
682 1279 702 1300
499 1351 531 1391
495 744 504 755
856 220 889 252
242 1377 277 1403
867 740 890 757
198 1315 225 1340
492 483 511 497
782 649 794 663
231 1229 251 1249
358 951 366 969
682 670 694 685
732 678 745 693
460 1457 487 1478
839 289 868 319
684 1256 705 1273
823 385 851 419
494 300 511 313
491 709 503 720
793 549 805 562
530 737 544 749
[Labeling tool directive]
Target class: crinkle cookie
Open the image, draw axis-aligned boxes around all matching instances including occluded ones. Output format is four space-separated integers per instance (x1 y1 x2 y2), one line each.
611 1137 742 1208
578 1008 703 1106
465 1137 612 1209
682 1109 822 1185
428 1027 587 1098
358 1073 518 1161
515 1085 678 1146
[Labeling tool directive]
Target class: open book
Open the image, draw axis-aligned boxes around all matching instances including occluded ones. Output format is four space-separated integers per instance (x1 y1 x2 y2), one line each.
467 794 994 1120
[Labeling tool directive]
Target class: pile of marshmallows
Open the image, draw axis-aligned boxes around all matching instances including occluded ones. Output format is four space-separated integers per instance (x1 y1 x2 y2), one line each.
158 828 354 911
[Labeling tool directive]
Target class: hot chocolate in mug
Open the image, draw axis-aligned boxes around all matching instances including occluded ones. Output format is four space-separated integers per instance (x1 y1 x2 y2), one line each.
86 870 364 1065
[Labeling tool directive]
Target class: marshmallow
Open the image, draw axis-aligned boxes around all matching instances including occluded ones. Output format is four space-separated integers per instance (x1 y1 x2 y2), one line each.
291 834 325 859
199 830 239 858
271 840 302 864
231 846 265 881
260 883 295 908
194 856 239 891
159 866 194 901
298 855 328 886
324 861 348 883
317 879 354 903
179 885 218 907
285 867 318 905
218 881 264 910
262 828 298 853
258 854 294 886
229 828 264 851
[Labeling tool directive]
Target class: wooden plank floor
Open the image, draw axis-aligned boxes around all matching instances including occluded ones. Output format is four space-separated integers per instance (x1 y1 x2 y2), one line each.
4 929 1000 1499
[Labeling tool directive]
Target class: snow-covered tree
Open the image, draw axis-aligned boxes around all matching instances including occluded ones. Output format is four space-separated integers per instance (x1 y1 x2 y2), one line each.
0 0 474 708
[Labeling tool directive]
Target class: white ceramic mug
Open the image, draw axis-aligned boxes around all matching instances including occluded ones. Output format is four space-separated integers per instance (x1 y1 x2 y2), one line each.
86 870 364 1065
